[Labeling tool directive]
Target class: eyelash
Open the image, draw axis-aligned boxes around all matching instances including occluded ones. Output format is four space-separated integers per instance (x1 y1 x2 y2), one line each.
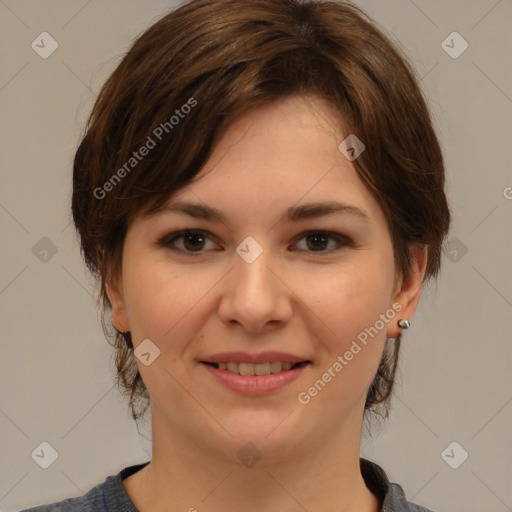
159 229 353 256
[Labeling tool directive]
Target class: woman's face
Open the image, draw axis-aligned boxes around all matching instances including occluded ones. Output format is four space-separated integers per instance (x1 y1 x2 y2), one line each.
108 94 425 462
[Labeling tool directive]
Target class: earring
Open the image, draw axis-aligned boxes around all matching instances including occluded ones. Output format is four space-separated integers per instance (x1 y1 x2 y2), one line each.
397 319 410 329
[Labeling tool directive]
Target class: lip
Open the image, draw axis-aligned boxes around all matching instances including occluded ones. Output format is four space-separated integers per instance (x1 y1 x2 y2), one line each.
200 351 308 364
200 361 311 395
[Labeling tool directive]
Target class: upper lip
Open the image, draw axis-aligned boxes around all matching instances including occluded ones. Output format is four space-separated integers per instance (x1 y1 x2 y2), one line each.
200 351 310 364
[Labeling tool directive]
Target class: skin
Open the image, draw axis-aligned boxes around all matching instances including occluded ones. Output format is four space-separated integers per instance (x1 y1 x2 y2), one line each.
107 94 427 512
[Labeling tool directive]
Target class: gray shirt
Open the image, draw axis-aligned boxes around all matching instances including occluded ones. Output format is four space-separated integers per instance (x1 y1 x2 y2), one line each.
20 459 435 511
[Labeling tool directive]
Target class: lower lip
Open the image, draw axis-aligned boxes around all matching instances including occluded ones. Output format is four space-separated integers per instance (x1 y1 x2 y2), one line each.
200 362 310 395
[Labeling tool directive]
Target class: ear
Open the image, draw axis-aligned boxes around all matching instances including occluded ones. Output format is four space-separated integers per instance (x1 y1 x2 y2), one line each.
386 244 428 338
105 273 130 333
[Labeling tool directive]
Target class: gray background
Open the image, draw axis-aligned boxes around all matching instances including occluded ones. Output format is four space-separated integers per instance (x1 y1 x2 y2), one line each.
1 1 511 511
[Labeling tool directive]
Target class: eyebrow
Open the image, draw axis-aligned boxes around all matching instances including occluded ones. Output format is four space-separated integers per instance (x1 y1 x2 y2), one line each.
143 200 370 224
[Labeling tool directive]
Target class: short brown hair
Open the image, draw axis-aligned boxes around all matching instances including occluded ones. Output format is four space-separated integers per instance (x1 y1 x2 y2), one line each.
72 0 450 423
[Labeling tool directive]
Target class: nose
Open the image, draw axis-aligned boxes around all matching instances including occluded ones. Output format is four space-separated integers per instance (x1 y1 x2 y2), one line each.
217 242 293 333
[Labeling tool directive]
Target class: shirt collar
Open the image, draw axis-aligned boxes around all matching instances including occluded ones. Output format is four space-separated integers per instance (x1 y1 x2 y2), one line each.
360 458 418 512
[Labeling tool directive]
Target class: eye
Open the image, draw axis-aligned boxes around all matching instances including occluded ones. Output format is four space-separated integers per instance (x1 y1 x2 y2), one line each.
160 229 351 255
292 230 352 253
160 229 218 254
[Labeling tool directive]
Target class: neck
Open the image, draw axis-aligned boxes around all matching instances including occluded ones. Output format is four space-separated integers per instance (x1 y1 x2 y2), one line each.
124 405 379 512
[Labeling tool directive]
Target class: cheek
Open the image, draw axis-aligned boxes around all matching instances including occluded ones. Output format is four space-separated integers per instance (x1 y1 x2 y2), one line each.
301 261 394 343
122 258 219 344
295 257 395 403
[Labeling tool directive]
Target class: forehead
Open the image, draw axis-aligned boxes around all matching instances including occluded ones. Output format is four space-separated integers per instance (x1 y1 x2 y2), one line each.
143 95 387 230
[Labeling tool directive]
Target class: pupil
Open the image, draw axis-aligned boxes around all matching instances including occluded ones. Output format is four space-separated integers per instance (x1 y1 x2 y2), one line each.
184 233 204 251
307 233 327 251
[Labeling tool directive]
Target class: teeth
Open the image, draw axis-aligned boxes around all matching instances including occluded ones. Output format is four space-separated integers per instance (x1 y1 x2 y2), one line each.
211 361 300 375
227 362 239 373
270 361 283 373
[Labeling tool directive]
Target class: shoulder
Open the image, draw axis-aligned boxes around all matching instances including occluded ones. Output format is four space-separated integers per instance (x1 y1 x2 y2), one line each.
18 475 118 512
360 459 436 512
386 482 436 512
18 462 149 512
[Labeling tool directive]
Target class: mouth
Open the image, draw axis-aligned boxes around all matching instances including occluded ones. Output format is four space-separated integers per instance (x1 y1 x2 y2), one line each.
199 359 312 395
201 360 310 376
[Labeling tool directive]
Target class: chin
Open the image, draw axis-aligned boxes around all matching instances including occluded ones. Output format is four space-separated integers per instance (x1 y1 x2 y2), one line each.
226 415 304 450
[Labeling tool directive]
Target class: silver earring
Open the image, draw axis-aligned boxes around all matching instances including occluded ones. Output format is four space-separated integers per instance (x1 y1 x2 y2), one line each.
397 319 410 329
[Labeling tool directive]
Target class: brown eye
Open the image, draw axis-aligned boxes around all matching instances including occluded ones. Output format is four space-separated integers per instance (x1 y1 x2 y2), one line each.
182 231 206 251
160 229 351 256
294 231 351 253
161 229 216 254
305 233 329 251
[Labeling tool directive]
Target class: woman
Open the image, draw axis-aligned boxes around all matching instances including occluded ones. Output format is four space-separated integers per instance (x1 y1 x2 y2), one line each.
24 0 450 510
